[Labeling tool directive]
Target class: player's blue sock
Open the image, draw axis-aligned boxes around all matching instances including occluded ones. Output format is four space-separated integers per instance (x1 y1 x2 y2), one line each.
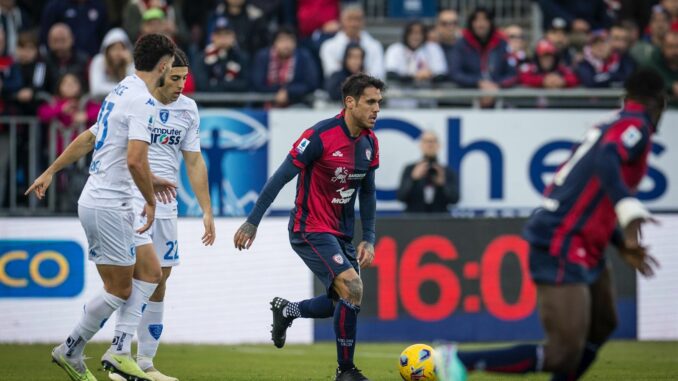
298 295 335 318
550 342 600 381
334 299 359 371
458 344 543 373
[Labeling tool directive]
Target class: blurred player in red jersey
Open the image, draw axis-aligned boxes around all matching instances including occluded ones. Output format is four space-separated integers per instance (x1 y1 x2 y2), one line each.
435 68 665 381
234 73 383 381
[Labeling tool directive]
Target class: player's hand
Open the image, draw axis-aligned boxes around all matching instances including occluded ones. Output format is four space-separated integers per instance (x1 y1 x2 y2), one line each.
153 176 177 204
619 245 660 277
137 203 156 233
623 217 658 249
234 221 257 251
357 241 375 269
25 172 54 200
202 212 215 246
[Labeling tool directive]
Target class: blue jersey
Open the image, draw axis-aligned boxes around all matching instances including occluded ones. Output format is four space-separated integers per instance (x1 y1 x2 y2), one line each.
524 101 653 279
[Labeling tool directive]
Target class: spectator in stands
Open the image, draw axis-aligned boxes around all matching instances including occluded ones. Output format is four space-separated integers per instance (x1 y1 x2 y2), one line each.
646 30 678 101
38 72 99 154
193 16 249 92
503 24 529 68
0 27 22 115
537 0 613 32
123 0 180 42
320 4 384 79
88 28 133 98
631 5 670 66
619 0 657 32
40 0 108 57
251 26 319 107
433 9 459 70
43 23 89 93
385 21 447 84
519 39 579 88
296 0 340 40
13 29 45 115
138 8 174 38
325 42 363 101
397 131 459 214
545 17 578 67
448 7 517 90
610 21 637 67
576 30 636 88
0 0 33 56
206 0 268 56
662 0 678 23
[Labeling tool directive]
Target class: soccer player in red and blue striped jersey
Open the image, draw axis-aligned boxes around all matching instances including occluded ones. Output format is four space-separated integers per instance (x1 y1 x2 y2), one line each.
234 73 384 381
435 69 664 381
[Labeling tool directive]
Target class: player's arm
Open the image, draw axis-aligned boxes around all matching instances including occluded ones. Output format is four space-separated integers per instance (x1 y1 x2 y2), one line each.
357 168 376 269
183 150 215 246
25 129 96 200
233 157 301 250
128 99 157 233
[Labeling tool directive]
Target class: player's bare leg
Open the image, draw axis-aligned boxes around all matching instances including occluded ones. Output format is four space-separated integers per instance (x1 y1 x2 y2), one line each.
103 244 161 381
332 268 368 381
550 265 617 380
538 283 591 373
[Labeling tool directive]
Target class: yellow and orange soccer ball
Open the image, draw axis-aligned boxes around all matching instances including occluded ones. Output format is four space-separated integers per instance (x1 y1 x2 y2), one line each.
398 343 437 381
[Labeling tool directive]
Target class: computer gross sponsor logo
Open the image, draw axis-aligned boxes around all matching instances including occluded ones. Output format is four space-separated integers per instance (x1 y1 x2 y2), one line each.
0 240 84 297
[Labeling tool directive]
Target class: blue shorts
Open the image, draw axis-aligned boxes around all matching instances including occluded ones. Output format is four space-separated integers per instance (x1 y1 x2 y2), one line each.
289 231 359 298
529 245 605 285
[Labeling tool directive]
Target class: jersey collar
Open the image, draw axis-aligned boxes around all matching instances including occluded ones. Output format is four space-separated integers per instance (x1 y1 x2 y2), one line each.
622 100 655 133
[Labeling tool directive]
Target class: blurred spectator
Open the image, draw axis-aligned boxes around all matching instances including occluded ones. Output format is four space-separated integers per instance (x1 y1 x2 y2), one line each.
449 7 517 89
662 0 678 22
192 16 249 92
43 23 89 93
503 24 529 67
620 18 640 46
631 5 670 66
325 43 363 101
251 26 319 107
646 30 678 101
88 28 133 98
38 72 98 154
397 131 459 214
0 27 22 114
13 29 45 115
206 0 268 56
545 17 577 67
123 0 179 42
433 10 459 70
610 21 636 61
0 0 33 56
296 0 340 39
40 0 108 57
537 0 613 32
519 39 579 88
576 30 635 88
385 21 447 84
619 0 657 31
320 4 384 79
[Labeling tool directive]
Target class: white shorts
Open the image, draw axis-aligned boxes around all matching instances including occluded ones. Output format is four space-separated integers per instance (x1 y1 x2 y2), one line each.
133 214 180 267
78 205 136 266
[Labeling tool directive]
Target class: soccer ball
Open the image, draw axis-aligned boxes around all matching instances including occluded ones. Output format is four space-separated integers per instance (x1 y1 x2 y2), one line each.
398 343 438 381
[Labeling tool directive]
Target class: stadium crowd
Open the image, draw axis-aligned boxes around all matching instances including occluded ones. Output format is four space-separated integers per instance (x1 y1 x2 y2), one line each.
1 0 678 113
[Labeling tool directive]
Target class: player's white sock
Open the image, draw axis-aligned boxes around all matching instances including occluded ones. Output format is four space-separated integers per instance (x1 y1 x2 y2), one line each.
136 300 164 370
65 290 125 358
110 279 158 354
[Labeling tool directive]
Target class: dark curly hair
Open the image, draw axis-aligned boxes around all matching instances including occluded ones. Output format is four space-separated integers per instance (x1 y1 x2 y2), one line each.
341 73 385 105
133 33 176 71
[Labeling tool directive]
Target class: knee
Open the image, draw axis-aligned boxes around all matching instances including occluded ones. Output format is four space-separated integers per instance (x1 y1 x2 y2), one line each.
108 283 133 300
545 343 583 373
137 268 163 284
335 276 363 305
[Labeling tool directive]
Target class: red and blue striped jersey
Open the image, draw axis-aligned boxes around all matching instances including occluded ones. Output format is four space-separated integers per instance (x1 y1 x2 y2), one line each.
524 101 654 270
288 110 379 239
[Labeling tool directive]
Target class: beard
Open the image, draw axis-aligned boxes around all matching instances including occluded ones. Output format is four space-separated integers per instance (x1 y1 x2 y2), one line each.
156 74 166 88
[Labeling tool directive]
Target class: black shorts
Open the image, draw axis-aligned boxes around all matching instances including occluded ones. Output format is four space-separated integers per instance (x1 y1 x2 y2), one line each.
529 245 606 285
289 231 359 298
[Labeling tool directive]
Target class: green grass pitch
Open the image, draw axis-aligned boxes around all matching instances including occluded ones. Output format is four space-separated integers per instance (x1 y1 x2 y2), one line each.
1 341 676 380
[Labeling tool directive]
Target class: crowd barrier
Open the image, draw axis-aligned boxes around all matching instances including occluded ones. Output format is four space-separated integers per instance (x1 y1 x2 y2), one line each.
2 216 676 343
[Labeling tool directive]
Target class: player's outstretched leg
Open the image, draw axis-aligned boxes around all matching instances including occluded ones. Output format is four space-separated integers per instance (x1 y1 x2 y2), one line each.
332 270 369 381
270 294 335 348
52 289 125 381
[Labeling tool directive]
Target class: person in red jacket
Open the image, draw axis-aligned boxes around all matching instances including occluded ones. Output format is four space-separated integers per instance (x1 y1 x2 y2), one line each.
520 39 579 88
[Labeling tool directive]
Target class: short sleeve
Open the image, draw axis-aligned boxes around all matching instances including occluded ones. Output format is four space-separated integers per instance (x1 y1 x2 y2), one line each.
127 96 154 143
288 128 323 168
181 106 201 152
88 122 99 136
601 119 649 163
369 133 379 169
